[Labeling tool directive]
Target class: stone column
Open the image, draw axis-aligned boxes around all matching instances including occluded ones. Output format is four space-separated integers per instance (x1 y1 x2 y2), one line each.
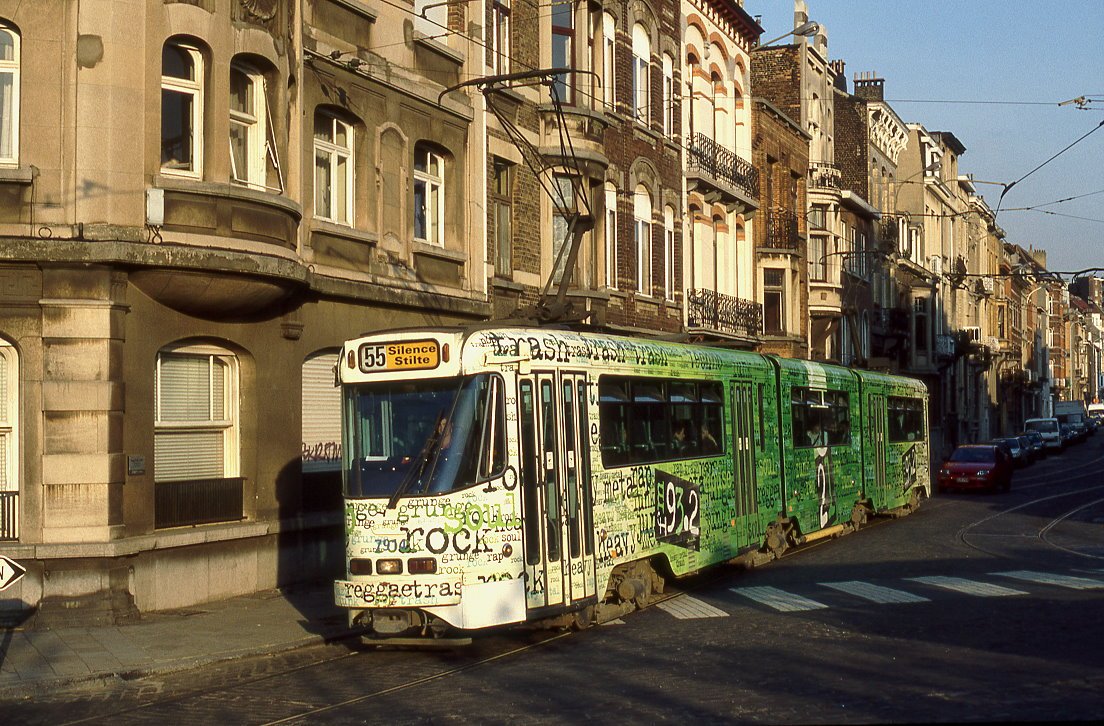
39 265 127 543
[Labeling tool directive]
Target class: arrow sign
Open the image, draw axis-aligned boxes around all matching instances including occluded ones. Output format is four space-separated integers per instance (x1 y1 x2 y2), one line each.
0 555 27 592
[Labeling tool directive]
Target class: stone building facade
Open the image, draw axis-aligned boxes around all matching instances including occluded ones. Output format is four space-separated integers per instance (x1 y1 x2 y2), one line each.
0 0 488 623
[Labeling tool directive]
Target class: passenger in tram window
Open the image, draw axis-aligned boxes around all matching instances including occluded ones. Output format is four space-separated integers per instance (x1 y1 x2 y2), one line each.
807 419 826 447
672 421 690 454
700 423 719 454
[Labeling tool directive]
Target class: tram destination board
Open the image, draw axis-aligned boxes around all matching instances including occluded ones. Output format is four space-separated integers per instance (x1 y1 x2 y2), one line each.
359 339 441 373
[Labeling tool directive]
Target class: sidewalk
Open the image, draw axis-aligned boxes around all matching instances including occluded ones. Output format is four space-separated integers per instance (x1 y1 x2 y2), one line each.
0 582 360 700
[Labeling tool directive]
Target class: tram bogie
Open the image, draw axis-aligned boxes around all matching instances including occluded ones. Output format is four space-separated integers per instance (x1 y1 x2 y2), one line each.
335 326 930 641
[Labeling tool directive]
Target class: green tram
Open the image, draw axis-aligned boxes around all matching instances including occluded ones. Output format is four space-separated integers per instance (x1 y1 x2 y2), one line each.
335 326 929 641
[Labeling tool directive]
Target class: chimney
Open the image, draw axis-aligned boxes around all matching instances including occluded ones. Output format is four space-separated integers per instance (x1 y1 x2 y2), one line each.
829 60 847 92
853 71 885 101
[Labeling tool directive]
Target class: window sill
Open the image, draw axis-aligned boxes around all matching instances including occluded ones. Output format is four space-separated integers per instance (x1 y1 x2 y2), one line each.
413 240 467 263
491 276 525 292
412 31 465 65
330 0 377 21
311 219 378 246
0 166 35 185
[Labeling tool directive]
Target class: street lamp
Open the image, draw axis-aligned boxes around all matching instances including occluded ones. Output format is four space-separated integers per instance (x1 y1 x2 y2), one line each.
755 21 821 48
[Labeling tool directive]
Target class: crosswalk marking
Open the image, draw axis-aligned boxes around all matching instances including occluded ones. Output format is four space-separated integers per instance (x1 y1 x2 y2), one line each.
905 576 1027 597
819 580 930 604
655 595 729 619
992 570 1104 590
731 586 828 612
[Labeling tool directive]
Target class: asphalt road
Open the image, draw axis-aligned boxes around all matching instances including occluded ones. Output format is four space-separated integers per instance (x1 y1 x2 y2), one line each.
12 436 1104 725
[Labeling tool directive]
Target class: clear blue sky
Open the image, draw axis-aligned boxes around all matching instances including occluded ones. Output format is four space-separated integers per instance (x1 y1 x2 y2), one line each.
745 0 1104 275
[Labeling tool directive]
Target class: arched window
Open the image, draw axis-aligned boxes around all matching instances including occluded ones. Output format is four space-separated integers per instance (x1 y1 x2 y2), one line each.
551 0 574 103
491 0 511 75
664 205 675 299
661 53 674 136
634 184 652 293
154 342 242 528
154 344 239 484
601 13 616 109
161 39 204 176
413 142 447 245
0 339 18 540
604 181 618 288
314 110 354 225
631 24 650 122
0 22 20 166
229 60 269 189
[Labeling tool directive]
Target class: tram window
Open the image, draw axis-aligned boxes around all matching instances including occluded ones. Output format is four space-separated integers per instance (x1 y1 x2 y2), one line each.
701 383 724 455
577 382 593 557
519 381 540 565
562 380 580 559
599 379 630 466
631 381 668 460
477 376 506 480
598 375 726 466
791 387 851 448
541 380 561 562
888 396 925 442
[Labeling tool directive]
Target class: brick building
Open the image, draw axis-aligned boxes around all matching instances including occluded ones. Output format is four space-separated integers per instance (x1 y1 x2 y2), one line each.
487 0 684 334
752 97 808 358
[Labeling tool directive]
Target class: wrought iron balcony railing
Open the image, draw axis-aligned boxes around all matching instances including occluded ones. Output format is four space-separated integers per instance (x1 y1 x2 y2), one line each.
808 161 842 190
686 132 760 202
686 288 762 339
764 207 802 250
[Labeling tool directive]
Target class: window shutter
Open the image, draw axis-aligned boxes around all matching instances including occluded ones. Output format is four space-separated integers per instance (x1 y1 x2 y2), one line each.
160 354 213 422
302 352 342 472
155 430 224 481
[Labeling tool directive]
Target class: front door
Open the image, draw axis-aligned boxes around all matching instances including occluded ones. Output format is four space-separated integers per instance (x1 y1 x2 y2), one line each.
517 372 596 612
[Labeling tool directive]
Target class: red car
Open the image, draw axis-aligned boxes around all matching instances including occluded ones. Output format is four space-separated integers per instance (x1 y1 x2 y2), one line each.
938 444 1013 494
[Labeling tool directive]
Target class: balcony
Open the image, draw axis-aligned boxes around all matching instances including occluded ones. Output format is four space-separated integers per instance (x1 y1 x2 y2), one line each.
763 207 802 250
808 161 842 191
686 288 762 340
685 133 759 210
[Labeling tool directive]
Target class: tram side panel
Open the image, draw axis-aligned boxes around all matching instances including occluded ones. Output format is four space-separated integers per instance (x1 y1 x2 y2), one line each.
855 371 931 511
770 358 866 537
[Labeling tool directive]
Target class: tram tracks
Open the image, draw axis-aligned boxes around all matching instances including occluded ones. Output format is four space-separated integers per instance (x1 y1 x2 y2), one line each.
956 457 1104 561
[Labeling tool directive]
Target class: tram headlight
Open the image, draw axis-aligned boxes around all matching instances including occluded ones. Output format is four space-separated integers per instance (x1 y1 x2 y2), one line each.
377 558 403 575
349 558 373 576
408 557 437 574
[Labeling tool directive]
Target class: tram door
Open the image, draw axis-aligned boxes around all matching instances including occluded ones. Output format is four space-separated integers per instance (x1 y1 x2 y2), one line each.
517 372 596 612
731 382 759 533
867 394 888 501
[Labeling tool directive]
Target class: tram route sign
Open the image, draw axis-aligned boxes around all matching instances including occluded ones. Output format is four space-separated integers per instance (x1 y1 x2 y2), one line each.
0 555 27 592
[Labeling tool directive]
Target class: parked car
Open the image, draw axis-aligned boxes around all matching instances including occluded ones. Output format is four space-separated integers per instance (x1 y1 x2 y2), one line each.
1059 423 1078 447
1024 417 1063 451
1017 430 1046 459
990 437 1027 466
938 444 1013 494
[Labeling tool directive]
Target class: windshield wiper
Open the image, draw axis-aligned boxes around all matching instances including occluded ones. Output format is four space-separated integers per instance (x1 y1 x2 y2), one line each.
386 409 446 510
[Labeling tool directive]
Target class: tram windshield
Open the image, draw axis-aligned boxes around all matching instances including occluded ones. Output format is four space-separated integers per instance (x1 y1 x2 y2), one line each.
342 374 504 498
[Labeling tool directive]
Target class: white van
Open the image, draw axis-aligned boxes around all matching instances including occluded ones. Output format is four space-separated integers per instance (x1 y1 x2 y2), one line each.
1024 417 1062 450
